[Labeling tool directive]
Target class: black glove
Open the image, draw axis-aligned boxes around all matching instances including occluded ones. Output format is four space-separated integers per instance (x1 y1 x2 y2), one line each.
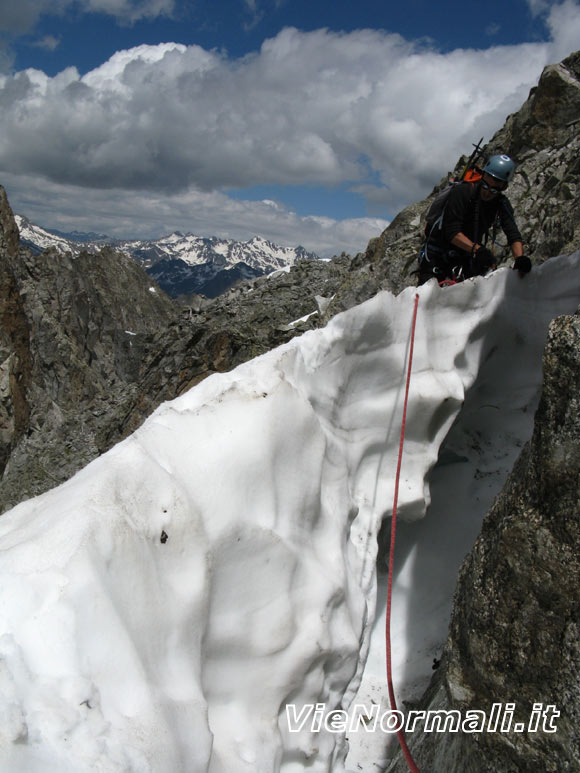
513 255 532 274
472 246 495 274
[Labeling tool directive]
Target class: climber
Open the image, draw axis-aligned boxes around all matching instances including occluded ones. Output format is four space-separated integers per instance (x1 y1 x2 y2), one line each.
418 154 532 285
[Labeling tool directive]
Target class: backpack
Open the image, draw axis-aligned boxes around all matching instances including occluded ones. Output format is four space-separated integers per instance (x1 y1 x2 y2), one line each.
423 168 482 238
419 168 483 280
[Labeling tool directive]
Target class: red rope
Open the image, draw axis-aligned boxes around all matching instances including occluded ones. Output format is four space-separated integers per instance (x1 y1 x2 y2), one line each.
385 293 420 773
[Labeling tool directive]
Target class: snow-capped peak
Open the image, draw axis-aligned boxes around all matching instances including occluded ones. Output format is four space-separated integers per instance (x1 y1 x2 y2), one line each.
15 215 317 269
14 215 99 255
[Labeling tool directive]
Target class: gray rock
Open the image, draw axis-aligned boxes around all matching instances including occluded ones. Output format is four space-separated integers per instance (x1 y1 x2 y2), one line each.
387 310 580 772
0 186 19 256
0 187 177 511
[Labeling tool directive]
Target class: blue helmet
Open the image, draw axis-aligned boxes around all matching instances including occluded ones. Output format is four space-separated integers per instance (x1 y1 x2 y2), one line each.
483 154 516 184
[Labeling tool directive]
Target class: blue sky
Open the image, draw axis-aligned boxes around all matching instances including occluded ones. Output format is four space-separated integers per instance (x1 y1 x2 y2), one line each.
10 1 550 76
1 0 579 255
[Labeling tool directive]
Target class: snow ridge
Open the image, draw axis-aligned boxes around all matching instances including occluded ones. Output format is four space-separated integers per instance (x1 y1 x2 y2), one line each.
1 256 580 773
14 215 317 273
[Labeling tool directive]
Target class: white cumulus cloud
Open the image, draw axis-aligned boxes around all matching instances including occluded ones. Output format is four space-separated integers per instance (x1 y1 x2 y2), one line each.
1 3 579 256
0 30 564 199
544 0 580 60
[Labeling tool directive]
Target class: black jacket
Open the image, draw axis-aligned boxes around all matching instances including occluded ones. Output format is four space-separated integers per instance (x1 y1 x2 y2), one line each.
439 181 522 250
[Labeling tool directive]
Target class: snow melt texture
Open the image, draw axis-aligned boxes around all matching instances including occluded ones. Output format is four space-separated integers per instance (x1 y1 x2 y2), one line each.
1 256 579 773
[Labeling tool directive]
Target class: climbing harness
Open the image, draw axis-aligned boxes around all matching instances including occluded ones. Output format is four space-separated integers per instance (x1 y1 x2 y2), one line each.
385 293 420 773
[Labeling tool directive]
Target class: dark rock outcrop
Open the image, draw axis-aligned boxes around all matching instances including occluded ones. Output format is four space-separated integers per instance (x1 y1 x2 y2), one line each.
0 187 30 476
0 186 177 511
484 51 580 263
387 309 580 772
92 256 353 449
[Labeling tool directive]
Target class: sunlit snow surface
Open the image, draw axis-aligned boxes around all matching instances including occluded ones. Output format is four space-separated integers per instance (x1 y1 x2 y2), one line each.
1 256 579 772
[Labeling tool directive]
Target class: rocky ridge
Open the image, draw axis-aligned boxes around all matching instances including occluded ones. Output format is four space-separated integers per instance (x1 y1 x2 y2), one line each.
0 194 177 510
326 49 580 308
15 215 319 298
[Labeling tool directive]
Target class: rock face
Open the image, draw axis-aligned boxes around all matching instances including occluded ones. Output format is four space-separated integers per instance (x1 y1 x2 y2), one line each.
485 51 580 263
0 185 177 511
91 256 354 454
0 187 29 477
387 310 580 772
334 49 580 304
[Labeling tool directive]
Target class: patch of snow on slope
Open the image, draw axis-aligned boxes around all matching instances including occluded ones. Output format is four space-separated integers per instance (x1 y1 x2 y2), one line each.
14 215 84 254
0 256 579 773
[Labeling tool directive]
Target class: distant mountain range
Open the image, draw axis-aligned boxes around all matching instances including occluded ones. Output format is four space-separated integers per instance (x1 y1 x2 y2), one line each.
14 215 319 298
